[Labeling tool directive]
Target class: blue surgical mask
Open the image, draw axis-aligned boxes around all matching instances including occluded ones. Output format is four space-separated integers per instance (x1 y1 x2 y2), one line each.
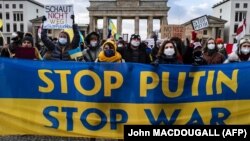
104 49 115 57
58 38 67 45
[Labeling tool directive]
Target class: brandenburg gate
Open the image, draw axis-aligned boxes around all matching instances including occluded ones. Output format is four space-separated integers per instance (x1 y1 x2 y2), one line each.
87 0 169 38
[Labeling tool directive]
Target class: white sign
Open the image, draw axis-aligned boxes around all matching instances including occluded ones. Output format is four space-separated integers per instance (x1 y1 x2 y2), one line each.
191 15 209 31
43 5 74 29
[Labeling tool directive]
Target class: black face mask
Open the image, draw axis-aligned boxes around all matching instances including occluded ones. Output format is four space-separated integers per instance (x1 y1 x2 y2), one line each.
193 50 204 65
104 49 115 57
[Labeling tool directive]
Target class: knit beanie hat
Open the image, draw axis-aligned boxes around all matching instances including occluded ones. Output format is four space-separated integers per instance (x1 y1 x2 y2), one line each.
22 36 34 46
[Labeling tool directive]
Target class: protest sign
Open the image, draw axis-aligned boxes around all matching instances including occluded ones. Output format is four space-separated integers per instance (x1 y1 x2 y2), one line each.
191 15 209 31
43 5 74 29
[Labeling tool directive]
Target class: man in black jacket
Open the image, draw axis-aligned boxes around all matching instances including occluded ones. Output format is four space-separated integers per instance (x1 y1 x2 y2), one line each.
120 34 152 64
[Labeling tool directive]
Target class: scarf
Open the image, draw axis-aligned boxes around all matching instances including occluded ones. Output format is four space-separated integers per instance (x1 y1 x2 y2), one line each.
98 51 122 62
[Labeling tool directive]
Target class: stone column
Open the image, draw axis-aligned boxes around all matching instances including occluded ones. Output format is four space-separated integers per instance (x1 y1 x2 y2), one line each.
212 27 216 39
89 16 94 32
103 16 108 39
93 17 97 32
147 16 153 38
89 16 97 32
117 16 122 36
220 28 224 39
135 16 139 34
32 26 36 46
161 16 167 26
160 16 168 39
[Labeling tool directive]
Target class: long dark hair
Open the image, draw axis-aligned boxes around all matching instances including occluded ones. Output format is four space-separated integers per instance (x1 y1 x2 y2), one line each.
170 37 184 55
203 38 218 53
157 40 180 58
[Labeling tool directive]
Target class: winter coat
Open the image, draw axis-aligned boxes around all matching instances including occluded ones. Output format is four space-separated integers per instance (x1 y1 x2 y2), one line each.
153 55 181 65
224 52 250 63
120 44 152 64
203 52 225 64
83 32 102 62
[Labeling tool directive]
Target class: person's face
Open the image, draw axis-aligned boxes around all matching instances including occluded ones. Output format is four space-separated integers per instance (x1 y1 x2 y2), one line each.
241 42 250 49
164 43 174 49
22 40 32 48
132 38 140 42
59 33 68 39
207 39 215 45
90 38 98 42
104 44 114 51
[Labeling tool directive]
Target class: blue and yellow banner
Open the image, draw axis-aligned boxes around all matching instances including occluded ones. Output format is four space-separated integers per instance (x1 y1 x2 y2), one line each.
0 58 250 139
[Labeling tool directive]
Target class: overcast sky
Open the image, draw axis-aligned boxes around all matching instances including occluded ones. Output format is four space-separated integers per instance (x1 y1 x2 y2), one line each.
39 0 222 39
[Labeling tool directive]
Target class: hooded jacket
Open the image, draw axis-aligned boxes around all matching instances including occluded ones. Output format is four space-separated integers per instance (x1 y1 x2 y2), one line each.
82 32 102 62
96 40 123 63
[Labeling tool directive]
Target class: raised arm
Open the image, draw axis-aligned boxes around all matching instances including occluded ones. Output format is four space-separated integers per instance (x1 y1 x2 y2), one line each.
71 24 80 49
41 16 56 51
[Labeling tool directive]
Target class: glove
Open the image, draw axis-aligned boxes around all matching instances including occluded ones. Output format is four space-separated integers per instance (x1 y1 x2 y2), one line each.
42 16 47 22
71 15 75 24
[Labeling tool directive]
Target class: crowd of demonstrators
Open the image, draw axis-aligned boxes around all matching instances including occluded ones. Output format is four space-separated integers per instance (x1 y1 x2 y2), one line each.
82 32 102 62
1 22 250 67
41 15 80 61
224 38 250 63
1 24 250 141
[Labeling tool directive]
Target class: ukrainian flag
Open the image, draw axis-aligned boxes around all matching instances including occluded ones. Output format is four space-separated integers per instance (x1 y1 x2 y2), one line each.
0 19 3 28
79 31 84 47
68 47 82 59
108 19 118 39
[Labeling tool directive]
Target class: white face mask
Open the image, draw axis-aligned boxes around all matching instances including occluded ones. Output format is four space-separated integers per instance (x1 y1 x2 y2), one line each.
208 44 215 50
217 44 223 49
241 47 250 55
118 44 123 48
58 38 67 45
90 41 97 47
164 48 175 56
39 42 44 46
131 40 140 47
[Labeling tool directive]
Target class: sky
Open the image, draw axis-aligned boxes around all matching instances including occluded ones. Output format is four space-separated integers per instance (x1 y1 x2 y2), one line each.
39 0 222 39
